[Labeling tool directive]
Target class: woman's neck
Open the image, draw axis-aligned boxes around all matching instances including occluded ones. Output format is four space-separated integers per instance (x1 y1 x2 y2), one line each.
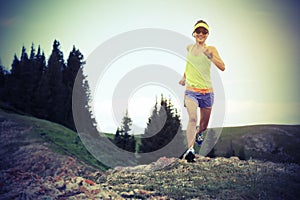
195 42 205 48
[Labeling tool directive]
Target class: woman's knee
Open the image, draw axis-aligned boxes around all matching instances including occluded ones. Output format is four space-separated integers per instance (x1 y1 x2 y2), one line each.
189 116 197 124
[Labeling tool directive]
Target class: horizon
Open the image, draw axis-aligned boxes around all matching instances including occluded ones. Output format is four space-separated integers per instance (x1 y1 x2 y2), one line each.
99 122 300 135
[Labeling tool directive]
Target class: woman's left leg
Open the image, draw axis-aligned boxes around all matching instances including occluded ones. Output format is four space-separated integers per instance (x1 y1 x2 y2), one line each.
199 107 212 133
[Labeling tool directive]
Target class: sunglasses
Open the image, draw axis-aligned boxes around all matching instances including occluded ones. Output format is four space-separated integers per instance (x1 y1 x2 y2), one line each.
194 27 208 35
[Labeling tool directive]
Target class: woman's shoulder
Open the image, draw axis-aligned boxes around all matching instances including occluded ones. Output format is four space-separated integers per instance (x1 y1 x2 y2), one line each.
206 44 215 49
206 45 217 51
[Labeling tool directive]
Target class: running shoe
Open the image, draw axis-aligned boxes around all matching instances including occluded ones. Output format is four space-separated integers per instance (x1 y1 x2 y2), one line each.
185 151 196 162
179 147 196 162
195 131 204 146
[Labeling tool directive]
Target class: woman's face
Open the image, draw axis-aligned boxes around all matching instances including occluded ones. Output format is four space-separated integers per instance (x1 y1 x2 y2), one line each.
194 27 209 44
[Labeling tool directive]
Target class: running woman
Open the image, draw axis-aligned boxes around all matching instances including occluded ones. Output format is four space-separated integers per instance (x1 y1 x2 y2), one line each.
179 20 225 162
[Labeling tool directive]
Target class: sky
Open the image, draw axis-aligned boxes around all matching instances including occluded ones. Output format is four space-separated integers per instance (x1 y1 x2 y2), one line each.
1 0 300 134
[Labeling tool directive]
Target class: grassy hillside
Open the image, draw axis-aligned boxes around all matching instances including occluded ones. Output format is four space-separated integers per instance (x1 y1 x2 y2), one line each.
1 106 299 170
0 109 108 171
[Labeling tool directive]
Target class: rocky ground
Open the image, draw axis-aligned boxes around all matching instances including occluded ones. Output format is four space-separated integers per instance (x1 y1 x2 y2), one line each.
1 113 300 199
102 156 300 199
0 114 119 199
1 153 300 199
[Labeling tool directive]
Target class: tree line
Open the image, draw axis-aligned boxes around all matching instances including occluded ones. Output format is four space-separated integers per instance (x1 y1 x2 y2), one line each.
0 41 186 163
113 95 186 163
0 40 97 133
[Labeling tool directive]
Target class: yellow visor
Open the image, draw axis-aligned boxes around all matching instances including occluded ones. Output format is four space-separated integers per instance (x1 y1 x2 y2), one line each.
193 22 209 32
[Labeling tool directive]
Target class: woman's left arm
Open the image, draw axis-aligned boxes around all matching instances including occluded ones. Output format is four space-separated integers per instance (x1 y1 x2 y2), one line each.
205 46 225 71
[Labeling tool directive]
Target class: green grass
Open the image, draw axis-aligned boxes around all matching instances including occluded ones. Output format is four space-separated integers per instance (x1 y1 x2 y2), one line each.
0 110 109 171
101 132 115 139
103 132 142 152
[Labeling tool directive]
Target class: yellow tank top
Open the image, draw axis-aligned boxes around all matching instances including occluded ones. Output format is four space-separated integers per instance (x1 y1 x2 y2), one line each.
185 45 212 90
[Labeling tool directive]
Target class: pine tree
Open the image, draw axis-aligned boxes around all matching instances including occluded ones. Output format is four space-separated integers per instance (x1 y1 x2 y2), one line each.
10 54 21 77
21 43 44 114
113 110 136 152
72 60 99 137
32 46 47 117
34 67 50 119
19 46 32 113
46 40 67 124
4 55 15 104
139 95 186 164
0 63 7 99
114 128 122 148
29 44 45 93
36 46 47 75
62 46 85 130
121 110 136 153
8 52 23 110
0 64 5 88
121 110 132 135
144 97 160 137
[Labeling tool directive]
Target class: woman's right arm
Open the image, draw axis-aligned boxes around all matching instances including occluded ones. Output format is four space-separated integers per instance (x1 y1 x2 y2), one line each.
179 45 192 86
179 73 186 86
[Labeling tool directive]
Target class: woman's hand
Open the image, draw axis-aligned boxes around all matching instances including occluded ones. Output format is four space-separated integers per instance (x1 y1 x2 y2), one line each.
204 46 225 71
179 77 186 86
203 47 213 59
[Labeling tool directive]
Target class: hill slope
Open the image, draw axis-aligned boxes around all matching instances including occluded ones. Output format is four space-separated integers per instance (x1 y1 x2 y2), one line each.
0 110 119 199
0 109 107 171
1 110 300 199
196 124 300 164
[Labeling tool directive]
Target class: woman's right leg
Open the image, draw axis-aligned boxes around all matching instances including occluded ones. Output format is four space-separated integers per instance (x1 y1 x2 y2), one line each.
185 96 198 148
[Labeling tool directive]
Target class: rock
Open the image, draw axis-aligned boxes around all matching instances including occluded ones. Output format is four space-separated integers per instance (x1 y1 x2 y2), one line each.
55 179 65 189
120 190 135 198
84 179 95 186
112 156 177 173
